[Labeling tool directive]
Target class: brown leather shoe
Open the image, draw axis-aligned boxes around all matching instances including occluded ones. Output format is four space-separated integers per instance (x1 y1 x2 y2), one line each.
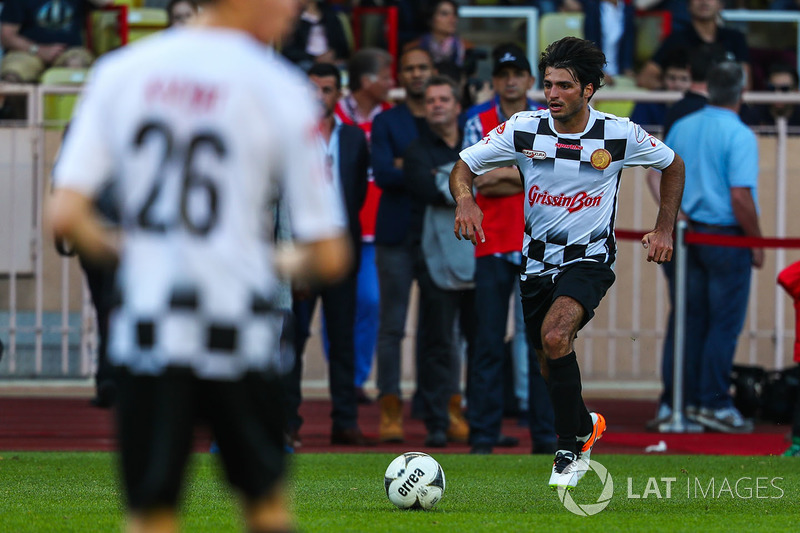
330 427 377 446
378 394 404 442
446 393 469 443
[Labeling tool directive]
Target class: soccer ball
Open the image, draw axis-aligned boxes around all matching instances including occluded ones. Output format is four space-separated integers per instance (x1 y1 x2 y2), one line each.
384 452 446 510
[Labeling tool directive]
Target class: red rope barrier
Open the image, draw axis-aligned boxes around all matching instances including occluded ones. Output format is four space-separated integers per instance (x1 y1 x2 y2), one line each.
615 229 800 249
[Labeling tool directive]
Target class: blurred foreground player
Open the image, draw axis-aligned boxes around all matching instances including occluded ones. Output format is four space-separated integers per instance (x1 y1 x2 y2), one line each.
451 37 685 490
47 0 352 531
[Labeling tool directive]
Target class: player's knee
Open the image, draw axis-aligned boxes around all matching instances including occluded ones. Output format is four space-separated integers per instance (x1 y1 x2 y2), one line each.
541 328 570 358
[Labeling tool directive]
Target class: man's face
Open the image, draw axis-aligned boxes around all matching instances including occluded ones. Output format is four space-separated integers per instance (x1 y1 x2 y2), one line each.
169 1 197 27
769 71 798 116
689 0 722 22
399 50 434 98
310 74 340 117
431 1 458 36
664 66 691 92
364 64 394 102
493 66 534 103
424 83 460 127
543 67 591 125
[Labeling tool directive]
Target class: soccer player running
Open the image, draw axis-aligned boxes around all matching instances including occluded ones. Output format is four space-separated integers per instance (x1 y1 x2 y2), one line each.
451 37 685 490
47 0 351 532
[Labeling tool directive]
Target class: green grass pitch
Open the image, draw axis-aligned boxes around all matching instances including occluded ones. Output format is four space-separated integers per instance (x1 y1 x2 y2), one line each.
0 452 797 532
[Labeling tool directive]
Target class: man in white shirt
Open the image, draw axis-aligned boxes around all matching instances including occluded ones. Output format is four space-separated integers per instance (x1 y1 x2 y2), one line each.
451 37 685 491
47 0 351 531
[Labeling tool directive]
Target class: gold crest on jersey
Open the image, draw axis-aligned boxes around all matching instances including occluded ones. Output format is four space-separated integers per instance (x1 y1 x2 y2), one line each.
590 148 612 170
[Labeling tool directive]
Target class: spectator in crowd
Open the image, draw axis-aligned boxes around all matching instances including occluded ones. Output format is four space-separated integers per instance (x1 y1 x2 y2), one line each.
630 48 691 130
282 0 351 69
645 43 726 431
167 0 199 27
51 123 120 409
662 42 727 138
334 48 393 403
47 0 352 529
462 44 554 455
285 63 371 447
371 47 434 443
405 74 475 448
404 1 472 71
462 45 540 125
0 0 113 83
636 0 749 90
579 0 636 83
665 62 761 433
743 63 800 128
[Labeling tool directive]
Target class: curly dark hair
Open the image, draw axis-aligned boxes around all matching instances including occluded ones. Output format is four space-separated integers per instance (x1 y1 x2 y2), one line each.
538 37 606 101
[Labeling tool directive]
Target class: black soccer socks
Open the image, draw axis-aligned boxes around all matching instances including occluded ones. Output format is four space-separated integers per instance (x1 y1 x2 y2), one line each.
547 351 593 454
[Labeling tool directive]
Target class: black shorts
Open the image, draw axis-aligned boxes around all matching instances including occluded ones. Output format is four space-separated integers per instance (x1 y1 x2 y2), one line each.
115 367 288 511
520 261 616 350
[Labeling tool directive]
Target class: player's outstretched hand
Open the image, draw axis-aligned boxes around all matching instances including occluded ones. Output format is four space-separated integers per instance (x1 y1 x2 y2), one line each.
454 198 485 245
641 229 673 264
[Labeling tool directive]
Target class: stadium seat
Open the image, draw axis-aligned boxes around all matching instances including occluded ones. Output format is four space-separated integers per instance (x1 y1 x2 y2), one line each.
635 10 672 70
593 75 639 118
539 12 584 51
337 11 355 55
127 8 168 43
40 68 89 130
89 6 125 56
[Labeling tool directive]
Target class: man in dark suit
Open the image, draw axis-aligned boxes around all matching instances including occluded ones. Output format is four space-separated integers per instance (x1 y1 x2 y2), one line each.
371 47 434 442
284 62 372 447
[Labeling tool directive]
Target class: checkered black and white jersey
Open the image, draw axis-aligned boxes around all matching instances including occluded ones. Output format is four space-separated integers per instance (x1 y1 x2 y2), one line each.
460 107 674 279
53 29 346 379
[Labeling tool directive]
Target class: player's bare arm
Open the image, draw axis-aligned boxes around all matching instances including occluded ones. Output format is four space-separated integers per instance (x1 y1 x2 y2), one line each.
642 153 685 264
47 189 118 263
730 186 764 268
473 167 523 197
449 158 485 244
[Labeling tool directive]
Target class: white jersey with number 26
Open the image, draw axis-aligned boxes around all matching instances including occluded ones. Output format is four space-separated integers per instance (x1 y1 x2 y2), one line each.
54 28 346 379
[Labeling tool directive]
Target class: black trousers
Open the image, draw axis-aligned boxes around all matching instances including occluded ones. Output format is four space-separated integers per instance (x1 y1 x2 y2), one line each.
79 256 117 393
416 258 475 434
284 273 359 433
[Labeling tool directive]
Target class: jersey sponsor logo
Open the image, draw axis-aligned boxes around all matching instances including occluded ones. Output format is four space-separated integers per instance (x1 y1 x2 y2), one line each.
590 148 612 170
495 122 506 135
555 142 583 151
523 149 547 159
527 185 602 213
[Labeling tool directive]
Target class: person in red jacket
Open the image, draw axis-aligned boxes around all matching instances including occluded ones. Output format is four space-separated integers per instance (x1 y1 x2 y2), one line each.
777 260 800 457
